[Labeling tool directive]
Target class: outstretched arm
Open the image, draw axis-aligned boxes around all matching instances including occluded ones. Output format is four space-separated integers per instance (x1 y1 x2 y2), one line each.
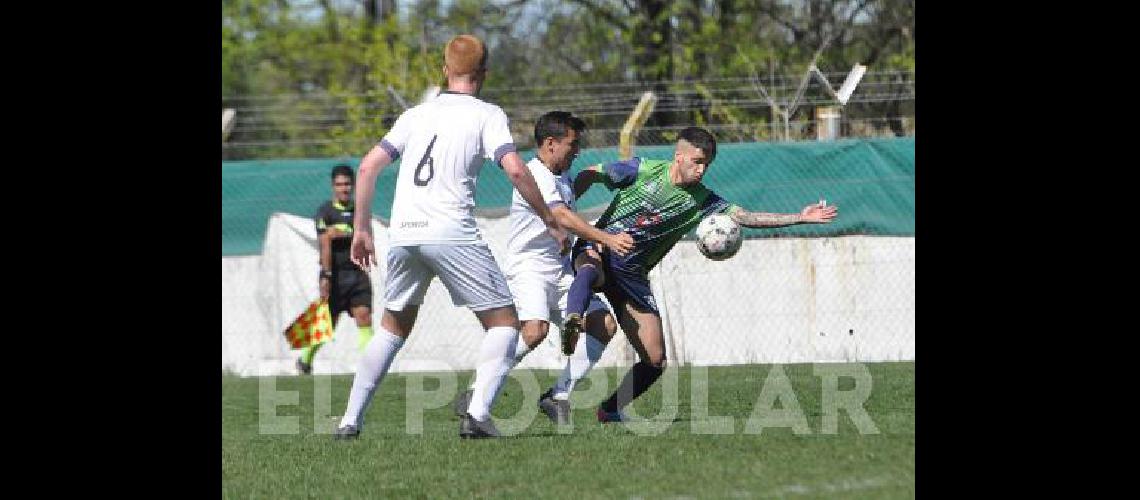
728 201 838 228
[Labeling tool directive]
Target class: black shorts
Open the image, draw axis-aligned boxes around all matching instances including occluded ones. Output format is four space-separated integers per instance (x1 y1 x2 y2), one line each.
329 268 372 316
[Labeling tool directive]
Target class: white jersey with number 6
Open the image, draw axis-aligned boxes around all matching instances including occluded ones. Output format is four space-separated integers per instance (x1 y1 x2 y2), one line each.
379 91 517 246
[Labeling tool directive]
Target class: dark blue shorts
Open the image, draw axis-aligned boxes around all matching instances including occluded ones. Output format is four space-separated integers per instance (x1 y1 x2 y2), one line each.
571 239 659 316
585 294 610 316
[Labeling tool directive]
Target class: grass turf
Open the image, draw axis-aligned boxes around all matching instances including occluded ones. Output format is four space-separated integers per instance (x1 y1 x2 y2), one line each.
222 362 914 498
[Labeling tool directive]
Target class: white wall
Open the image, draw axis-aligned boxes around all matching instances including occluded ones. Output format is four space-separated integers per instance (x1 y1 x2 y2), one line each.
221 213 914 376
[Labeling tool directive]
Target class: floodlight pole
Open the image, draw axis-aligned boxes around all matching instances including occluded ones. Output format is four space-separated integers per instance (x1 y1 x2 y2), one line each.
809 62 868 140
620 91 658 160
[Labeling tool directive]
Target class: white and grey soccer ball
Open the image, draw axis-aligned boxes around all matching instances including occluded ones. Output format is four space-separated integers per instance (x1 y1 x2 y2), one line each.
695 213 743 261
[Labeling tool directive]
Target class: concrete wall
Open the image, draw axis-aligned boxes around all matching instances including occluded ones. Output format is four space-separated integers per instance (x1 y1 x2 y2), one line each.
222 213 914 376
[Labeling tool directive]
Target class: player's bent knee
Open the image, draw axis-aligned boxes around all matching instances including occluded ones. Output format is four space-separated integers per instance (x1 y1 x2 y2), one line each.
577 263 606 289
520 320 549 346
476 305 520 330
642 348 666 368
352 309 372 325
603 314 618 337
382 306 419 337
585 312 615 342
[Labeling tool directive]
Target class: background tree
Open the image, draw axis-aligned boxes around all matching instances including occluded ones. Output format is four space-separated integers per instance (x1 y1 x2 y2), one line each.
222 0 914 159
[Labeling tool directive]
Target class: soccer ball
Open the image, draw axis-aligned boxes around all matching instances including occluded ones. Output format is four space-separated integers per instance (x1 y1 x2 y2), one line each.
695 214 742 261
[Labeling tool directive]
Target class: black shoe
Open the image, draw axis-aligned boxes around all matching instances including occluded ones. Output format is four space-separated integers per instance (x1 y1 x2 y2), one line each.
333 424 360 440
296 358 312 375
459 413 501 439
562 313 582 356
538 389 571 426
596 408 638 423
453 389 473 417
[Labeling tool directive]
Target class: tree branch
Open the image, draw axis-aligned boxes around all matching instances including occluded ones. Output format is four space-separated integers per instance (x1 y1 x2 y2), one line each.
484 0 530 16
567 0 630 30
756 0 803 41
833 0 870 46
552 50 589 74
317 0 339 42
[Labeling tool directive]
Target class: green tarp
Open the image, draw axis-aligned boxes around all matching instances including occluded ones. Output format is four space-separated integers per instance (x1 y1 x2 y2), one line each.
222 137 914 256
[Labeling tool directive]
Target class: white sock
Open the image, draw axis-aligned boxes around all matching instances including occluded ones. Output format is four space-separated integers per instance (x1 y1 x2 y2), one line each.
552 333 606 400
338 328 405 429
466 326 518 421
468 333 531 391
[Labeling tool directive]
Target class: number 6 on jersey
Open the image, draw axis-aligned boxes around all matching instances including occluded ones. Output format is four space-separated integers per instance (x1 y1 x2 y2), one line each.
413 135 437 186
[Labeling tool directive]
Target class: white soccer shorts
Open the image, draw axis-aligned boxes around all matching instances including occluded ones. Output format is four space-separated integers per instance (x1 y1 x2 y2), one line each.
508 268 611 325
384 244 514 312
507 267 564 323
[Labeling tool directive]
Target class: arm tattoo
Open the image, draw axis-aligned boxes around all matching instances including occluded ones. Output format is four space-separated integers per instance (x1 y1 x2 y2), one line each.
729 207 802 228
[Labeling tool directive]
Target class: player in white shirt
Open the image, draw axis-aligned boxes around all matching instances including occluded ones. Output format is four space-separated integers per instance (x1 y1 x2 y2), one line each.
449 111 633 426
332 35 612 439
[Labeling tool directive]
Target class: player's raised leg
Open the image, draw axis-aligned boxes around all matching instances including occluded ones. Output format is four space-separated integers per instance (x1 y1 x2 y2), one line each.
563 248 606 354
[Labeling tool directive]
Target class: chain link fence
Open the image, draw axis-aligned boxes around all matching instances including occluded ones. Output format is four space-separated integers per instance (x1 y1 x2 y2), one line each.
223 71 914 160
222 121 914 376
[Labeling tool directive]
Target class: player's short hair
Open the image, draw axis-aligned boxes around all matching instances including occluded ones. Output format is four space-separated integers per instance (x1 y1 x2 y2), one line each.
533 111 586 147
444 34 487 76
331 164 354 181
678 126 717 163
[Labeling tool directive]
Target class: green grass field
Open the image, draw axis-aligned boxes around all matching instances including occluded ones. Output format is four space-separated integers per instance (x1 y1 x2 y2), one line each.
222 362 914 498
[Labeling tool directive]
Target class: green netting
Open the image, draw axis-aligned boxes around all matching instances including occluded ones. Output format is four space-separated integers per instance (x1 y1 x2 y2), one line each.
222 137 914 256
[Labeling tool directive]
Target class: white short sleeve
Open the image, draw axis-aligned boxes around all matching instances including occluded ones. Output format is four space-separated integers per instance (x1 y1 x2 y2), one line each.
535 166 565 207
379 110 414 159
482 106 516 164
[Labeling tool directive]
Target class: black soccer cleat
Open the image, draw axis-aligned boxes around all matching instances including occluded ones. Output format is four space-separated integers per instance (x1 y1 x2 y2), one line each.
333 424 360 440
596 408 637 423
561 313 582 356
452 389 473 417
538 389 571 426
459 413 501 439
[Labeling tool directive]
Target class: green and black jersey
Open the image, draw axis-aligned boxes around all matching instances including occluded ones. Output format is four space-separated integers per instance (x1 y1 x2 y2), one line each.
315 200 357 271
589 158 739 274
